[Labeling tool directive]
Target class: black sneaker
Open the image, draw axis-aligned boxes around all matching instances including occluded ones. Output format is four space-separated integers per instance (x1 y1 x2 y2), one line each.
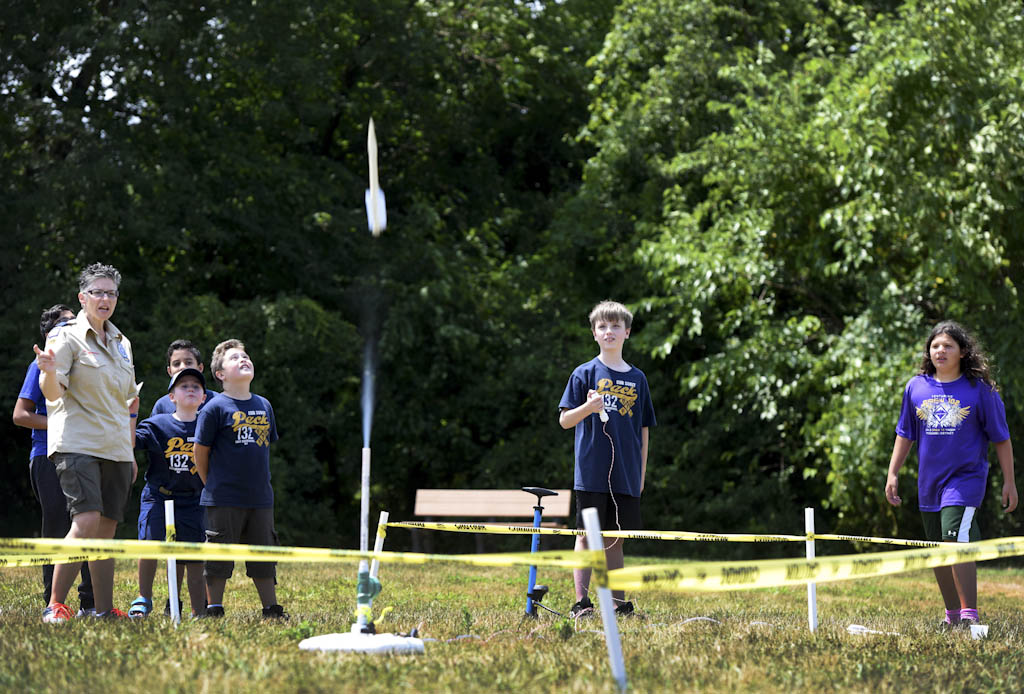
615 601 641 618
569 597 594 619
205 605 225 618
261 604 289 620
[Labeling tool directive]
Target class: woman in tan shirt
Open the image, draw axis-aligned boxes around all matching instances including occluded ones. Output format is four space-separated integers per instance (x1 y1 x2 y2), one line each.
34 262 139 622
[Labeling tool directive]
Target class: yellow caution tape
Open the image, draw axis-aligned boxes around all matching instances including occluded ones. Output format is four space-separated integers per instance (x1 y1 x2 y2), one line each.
385 521 804 543
385 522 946 547
387 521 581 536
0 537 602 572
811 533 940 547
8 534 1011 594
607 536 1024 592
0 554 112 567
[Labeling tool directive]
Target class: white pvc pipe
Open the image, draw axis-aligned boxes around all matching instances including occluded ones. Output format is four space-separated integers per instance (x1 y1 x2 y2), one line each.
370 511 389 579
805 507 817 633
361 448 371 553
165 499 180 626
581 507 628 694
355 447 372 632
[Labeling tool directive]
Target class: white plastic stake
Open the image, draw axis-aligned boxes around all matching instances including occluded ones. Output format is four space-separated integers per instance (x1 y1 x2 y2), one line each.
370 511 389 579
581 507 628 693
165 499 180 626
805 507 817 633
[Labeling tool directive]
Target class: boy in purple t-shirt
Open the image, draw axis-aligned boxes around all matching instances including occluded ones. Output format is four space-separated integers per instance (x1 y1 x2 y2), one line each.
885 321 1018 628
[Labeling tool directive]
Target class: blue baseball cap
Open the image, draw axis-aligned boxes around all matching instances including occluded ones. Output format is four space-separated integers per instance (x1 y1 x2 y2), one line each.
168 367 205 392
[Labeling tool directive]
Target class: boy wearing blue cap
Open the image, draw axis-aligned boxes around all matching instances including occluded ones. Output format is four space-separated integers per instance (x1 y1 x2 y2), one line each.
128 367 208 618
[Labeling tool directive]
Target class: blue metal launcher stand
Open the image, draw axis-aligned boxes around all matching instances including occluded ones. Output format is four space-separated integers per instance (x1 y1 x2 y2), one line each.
523 486 560 617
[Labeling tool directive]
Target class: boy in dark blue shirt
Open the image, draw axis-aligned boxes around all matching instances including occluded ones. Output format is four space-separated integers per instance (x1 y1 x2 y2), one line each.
150 339 215 416
559 301 656 618
129 367 208 618
195 339 286 619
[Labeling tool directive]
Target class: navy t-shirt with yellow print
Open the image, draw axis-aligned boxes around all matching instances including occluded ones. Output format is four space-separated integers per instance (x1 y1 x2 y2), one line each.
134 414 204 497
559 357 656 497
195 392 278 508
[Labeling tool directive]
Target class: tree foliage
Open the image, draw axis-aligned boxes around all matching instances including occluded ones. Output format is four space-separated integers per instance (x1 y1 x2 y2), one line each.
630 0 1024 538
0 0 617 547
3 0 1023 551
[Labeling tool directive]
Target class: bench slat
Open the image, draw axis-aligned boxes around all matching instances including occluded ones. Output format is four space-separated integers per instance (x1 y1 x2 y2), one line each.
414 489 572 518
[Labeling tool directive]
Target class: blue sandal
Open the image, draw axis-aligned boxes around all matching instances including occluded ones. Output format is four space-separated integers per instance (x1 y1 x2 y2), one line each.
128 596 152 618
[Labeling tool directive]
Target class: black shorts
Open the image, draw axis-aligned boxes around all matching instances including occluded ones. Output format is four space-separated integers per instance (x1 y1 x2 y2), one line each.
575 490 642 532
921 506 981 543
203 506 279 580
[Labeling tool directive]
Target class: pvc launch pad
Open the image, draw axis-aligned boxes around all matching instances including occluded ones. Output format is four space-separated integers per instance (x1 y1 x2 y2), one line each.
299 631 425 655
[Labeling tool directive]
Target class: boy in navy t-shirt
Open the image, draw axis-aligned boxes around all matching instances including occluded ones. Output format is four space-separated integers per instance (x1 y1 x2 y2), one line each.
194 339 286 619
150 339 215 416
129 367 208 618
559 300 656 618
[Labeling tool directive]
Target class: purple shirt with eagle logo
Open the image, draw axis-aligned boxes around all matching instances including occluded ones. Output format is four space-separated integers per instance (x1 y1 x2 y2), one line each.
896 373 1010 511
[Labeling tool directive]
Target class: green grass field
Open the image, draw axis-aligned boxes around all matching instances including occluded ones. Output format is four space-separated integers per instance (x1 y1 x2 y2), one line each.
2 557 1023 693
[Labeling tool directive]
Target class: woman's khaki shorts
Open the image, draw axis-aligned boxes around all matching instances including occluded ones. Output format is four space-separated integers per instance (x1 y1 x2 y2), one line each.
52 453 132 522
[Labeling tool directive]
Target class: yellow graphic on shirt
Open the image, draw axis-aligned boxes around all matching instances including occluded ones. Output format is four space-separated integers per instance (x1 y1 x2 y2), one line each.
163 436 196 475
916 395 970 435
596 377 639 418
230 410 272 447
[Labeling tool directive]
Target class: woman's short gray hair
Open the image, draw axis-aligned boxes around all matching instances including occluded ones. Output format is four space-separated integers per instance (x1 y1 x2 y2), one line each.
78 262 122 291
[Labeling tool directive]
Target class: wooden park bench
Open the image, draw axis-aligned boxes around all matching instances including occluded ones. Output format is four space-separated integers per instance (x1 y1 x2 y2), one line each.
411 487 573 552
